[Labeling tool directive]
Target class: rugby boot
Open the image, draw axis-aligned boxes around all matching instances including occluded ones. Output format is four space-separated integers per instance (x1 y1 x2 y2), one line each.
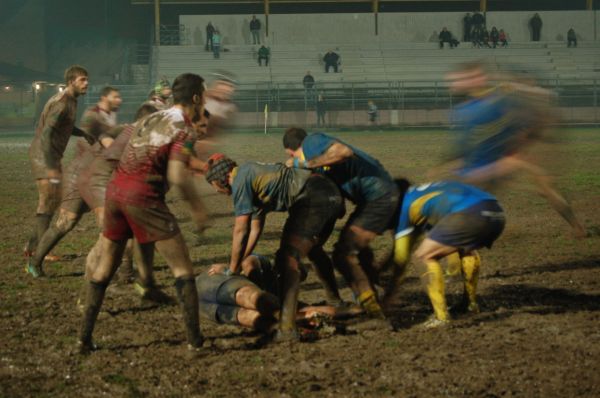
25 258 45 278
135 282 175 305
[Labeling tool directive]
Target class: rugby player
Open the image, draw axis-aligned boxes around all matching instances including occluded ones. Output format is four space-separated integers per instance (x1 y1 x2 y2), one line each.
283 128 399 319
26 65 91 263
385 180 505 328
199 255 361 332
78 74 208 353
442 61 586 238
26 86 122 277
205 155 344 341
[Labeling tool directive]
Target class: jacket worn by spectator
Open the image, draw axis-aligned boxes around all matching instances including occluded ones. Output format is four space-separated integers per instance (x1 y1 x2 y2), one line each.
303 73 315 89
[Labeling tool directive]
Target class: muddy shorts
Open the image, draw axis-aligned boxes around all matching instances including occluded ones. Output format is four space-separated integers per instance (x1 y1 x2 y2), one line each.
61 170 90 215
103 198 179 244
348 185 399 234
283 174 344 243
196 273 257 324
428 200 505 252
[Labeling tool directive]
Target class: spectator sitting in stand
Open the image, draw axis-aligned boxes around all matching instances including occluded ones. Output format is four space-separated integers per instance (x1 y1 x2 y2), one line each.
481 28 492 48
439 27 459 49
257 45 270 66
499 29 508 47
323 50 340 73
490 27 500 48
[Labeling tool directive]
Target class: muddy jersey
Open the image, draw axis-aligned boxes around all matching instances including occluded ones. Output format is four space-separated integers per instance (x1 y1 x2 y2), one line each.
231 162 312 216
77 125 133 209
107 108 195 206
29 91 79 178
80 105 117 143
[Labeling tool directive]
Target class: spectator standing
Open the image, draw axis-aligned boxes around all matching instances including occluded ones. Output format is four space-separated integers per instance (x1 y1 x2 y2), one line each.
463 13 473 42
212 30 221 59
472 11 485 32
323 50 340 73
303 71 315 89
367 100 378 126
499 29 508 47
316 94 326 128
250 15 261 45
481 27 491 48
567 28 577 47
530 13 542 41
257 45 270 66
206 22 215 51
490 27 499 48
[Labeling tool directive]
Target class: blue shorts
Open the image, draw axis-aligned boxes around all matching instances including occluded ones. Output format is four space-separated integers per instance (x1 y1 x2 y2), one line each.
428 200 505 252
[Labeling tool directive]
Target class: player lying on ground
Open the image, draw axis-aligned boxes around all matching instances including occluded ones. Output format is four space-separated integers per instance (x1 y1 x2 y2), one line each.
26 65 93 263
205 155 345 342
26 86 123 277
441 61 586 238
384 180 505 328
78 73 209 354
283 128 400 319
198 255 362 332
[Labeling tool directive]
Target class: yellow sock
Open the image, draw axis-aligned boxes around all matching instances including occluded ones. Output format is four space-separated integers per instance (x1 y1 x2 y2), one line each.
445 252 462 276
461 251 481 310
422 261 449 321
357 289 383 316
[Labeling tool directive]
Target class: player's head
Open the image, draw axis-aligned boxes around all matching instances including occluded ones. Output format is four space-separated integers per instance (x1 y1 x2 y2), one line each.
283 127 307 157
134 103 158 122
172 73 206 120
99 86 122 112
205 153 237 195
64 65 89 96
446 61 488 95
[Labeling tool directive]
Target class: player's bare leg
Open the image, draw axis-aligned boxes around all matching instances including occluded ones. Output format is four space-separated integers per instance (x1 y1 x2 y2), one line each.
154 233 203 349
133 241 174 304
307 246 343 306
414 238 458 328
274 235 314 342
333 225 383 318
27 208 81 277
462 156 586 238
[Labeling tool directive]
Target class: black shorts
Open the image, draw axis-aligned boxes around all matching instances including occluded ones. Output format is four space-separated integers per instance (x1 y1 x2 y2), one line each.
284 174 344 243
428 200 505 252
348 186 399 234
196 273 255 324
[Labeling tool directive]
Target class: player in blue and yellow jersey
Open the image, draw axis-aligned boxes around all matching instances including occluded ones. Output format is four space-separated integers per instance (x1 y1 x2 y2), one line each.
441 61 586 238
283 128 399 320
385 180 505 328
205 154 345 342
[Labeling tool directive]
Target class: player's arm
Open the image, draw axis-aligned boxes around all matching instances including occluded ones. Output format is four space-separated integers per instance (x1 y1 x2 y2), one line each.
229 214 251 274
243 213 265 259
303 142 353 169
167 156 208 230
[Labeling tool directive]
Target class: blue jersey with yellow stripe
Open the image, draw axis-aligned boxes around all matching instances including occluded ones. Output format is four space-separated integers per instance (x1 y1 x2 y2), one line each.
395 181 497 238
451 88 524 173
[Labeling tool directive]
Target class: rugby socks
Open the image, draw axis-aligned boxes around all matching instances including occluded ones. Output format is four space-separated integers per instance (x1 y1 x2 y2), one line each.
79 280 109 348
357 289 385 319
460 251 481 313
30 225 68 269
175 277 204 348
421 261 449 322
26 214 52 253
445 252 463 277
